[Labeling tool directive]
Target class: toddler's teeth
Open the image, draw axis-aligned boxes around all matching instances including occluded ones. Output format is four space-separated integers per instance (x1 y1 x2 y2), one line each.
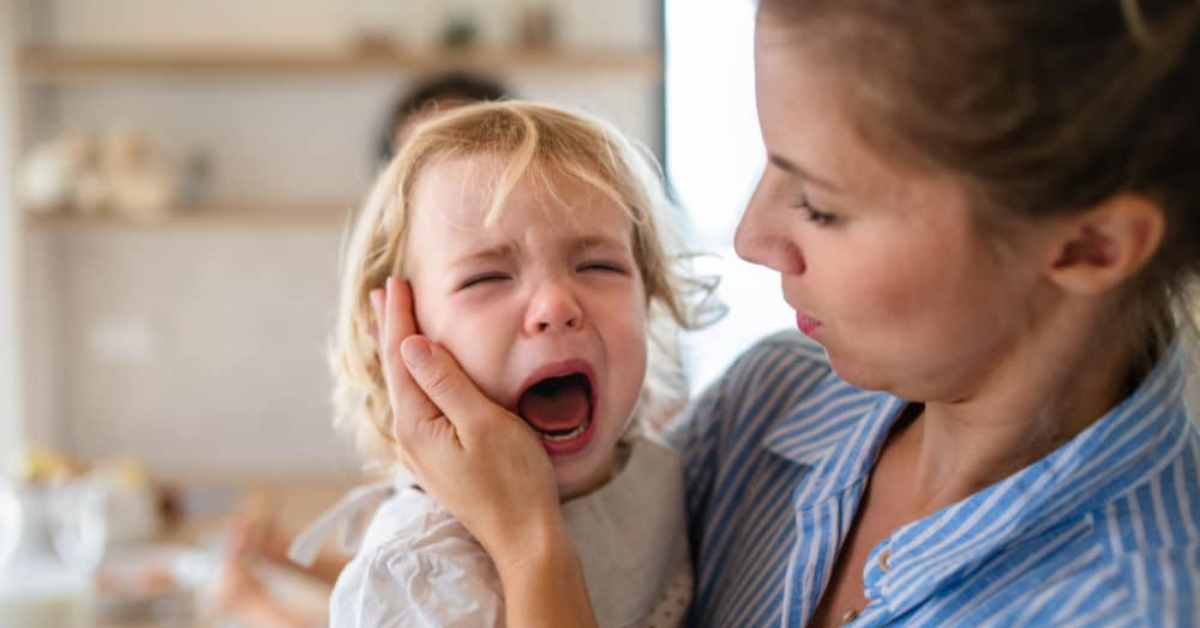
539 416 591 441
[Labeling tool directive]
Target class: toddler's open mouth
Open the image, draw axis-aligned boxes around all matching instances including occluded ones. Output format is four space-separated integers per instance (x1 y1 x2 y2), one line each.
517 373 593 439
514 363 599 456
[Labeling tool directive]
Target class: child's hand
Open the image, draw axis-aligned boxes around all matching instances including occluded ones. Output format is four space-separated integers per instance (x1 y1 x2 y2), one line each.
224 506 290 567
371 277 566 575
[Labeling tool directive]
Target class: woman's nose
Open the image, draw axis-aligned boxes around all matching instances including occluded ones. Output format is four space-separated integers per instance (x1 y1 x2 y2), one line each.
734 177 806 275
524 281 584 334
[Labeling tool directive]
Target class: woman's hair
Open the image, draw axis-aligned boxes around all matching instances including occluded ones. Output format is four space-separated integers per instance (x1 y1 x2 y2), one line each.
334 101 718 470
760 0 1200 366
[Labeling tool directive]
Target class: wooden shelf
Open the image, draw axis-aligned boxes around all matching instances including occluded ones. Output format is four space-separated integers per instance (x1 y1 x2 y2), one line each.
18 46 663 80
23 203 355 231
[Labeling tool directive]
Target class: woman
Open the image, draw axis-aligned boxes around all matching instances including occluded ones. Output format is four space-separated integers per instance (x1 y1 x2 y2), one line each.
374 0 1200 626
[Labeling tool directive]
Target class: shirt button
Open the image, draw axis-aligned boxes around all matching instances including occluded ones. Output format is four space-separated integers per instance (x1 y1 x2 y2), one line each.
878 548 892 572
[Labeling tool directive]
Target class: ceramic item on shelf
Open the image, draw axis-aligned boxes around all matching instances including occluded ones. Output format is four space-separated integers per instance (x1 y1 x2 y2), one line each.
100 126 181 223
18 126 184 221
17 135 96 214
179 149 215 207
441 12 480 50
516 4 556 50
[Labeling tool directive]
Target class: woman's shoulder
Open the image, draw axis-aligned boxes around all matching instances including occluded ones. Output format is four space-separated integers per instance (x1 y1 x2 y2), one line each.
712 330 835 400
665 330 879 460
733 329 831 369
1062 424 1200 624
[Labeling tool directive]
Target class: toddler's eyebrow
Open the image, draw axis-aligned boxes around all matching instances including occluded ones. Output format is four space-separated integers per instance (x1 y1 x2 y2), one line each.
449 235 629 268
451 243 517 267
570 235 628 255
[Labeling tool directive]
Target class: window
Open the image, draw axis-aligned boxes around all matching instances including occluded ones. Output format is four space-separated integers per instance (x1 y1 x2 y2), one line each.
665 0 794 394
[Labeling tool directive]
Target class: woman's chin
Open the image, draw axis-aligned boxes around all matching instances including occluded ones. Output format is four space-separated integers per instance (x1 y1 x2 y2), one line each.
826 352 886 392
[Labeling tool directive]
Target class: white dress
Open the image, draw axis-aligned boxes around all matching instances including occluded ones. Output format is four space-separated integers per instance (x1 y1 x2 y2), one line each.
289 437 692 628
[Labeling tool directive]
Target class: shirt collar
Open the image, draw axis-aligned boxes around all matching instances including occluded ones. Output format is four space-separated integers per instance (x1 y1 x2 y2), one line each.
761 366 902 501
870 343 1192 614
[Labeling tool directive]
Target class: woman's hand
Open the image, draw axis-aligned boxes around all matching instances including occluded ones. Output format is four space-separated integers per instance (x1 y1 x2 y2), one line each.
372 277 598 628
370 276 563 573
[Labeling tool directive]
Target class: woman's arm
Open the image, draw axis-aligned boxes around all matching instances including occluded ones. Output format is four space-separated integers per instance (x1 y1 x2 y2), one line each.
371 278 599 628
498 522 597 628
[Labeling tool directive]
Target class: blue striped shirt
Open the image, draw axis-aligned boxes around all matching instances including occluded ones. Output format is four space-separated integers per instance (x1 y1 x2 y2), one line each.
665 331 1200 627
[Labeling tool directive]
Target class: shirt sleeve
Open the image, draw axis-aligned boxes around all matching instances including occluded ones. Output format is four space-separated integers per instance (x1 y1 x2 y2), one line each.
661 370 729 552
662 333 791 554
329 523 506 628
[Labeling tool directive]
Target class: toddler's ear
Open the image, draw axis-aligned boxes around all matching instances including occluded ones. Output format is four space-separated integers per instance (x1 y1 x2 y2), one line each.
1043 193 1164 295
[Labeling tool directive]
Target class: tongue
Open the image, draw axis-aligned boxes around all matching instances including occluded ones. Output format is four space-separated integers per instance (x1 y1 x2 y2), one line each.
518 377 590 434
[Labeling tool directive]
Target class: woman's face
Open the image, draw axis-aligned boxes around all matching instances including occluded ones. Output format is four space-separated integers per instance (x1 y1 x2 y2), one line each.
738 14 1053 402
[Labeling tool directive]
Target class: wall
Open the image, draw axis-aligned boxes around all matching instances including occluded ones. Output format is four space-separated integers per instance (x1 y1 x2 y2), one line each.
1 0 24 475
19 0 662 480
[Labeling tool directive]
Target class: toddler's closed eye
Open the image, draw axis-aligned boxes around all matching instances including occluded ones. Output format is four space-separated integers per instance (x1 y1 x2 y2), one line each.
577 261 629 274
459 273 512 289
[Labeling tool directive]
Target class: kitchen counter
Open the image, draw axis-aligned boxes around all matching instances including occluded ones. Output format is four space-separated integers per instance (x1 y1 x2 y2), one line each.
92 477 362 628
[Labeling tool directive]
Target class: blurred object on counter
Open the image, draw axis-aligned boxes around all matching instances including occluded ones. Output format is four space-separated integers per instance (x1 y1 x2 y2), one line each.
92 456 163 546
21 444 87 483
0 478 104 628
0 567 93 628
93 543 210 627
18 125 185 222
13 446 163 554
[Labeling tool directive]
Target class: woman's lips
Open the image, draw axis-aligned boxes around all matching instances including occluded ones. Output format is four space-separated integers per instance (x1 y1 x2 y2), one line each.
797 313 824 336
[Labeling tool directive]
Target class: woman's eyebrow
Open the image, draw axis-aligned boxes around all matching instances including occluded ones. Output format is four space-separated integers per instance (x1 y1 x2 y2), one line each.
768 153 843 194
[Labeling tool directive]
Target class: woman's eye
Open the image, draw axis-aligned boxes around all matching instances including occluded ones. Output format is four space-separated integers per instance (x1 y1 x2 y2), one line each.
460 273 510 289
791 193 837 226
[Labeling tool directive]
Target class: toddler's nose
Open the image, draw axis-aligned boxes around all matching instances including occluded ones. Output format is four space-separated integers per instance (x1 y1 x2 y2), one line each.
525 282 584 334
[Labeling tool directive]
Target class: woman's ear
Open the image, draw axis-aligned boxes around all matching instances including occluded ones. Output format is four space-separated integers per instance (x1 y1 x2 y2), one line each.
1043 194 1165 295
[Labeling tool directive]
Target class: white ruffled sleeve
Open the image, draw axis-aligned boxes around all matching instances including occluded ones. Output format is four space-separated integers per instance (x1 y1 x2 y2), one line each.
328 491 506 628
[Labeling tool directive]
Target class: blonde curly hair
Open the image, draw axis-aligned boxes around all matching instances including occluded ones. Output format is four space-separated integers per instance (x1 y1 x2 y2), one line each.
331 101 717 471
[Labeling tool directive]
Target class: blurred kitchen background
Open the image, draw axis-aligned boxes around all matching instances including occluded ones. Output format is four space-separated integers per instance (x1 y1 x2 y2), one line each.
0 1 794 626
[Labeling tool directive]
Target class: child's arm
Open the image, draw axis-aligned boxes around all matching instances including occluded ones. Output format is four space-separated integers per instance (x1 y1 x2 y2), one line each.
226 508 350 586
214 553 317 628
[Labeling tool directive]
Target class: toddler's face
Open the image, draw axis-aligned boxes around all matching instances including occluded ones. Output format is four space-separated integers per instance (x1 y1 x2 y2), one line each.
404 156 648 500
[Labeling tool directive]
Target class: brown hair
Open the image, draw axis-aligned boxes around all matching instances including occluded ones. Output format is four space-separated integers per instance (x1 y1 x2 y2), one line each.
333 101 718 470
759 0 1200 364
